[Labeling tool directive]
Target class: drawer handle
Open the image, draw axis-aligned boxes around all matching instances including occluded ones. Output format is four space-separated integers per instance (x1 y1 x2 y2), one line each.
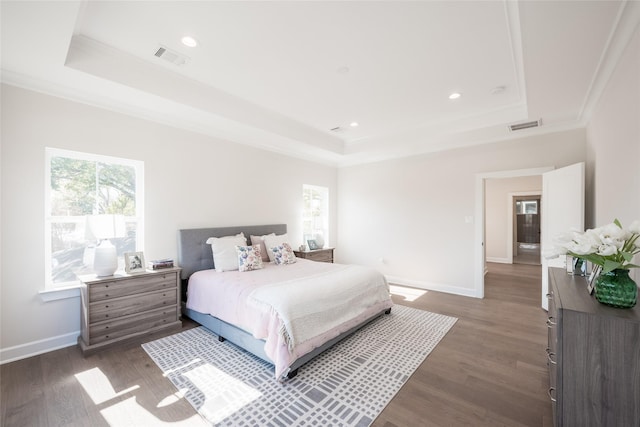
547 351 557 365
548 387 557 403
105 326 109 329
105 294 109 297
546 293 552 299
546 317 556 327
105 335 110 339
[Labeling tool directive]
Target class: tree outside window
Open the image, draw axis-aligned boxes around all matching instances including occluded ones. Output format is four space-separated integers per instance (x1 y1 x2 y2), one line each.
45 148 144 286
302 184 329 248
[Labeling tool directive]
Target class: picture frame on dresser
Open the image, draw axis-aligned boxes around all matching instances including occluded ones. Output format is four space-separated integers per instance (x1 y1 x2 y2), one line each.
124 251 145 273
587 266 600 294
307 239 318 250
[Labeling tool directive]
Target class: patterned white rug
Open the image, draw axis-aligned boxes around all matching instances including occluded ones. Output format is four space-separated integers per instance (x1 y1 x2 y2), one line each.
142 305 457 426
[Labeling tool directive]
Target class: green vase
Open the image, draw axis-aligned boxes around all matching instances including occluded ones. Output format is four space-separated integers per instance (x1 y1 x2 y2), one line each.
594 269 638 308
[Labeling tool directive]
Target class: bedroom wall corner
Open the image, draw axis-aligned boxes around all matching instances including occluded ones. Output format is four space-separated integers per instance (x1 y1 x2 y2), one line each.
586 23 640 282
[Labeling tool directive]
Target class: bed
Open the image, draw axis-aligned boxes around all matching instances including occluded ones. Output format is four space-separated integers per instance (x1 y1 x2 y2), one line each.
178 224 393 380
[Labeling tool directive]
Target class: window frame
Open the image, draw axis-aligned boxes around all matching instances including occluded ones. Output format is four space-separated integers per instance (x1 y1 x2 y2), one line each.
302 184 329 248
44 148 144 288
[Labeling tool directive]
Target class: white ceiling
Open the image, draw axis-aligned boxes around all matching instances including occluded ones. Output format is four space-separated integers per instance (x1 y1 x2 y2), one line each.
2 1 639 167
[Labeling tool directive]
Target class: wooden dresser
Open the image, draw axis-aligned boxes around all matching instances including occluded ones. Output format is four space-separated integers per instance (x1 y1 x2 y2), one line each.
293 247 334 263
547 267 640 426
78 267 182 355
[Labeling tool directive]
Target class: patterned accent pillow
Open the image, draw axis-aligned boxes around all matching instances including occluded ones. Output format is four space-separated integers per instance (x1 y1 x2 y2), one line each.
271 243 297 265
236 245 264 272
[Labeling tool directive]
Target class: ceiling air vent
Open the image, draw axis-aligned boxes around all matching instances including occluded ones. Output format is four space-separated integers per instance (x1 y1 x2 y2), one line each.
153 45 189 66
509 119 542 132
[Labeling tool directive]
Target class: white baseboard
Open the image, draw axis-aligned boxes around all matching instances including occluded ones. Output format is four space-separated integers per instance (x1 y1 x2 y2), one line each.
385 275 482 298
486 257 511 264
0 331 79 364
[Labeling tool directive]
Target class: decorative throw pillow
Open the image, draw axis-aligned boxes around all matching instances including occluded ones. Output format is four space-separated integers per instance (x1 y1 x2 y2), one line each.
236 245 263 272
206 233 247 272
271 243 297 265
263 233 291 262
250 233 275 262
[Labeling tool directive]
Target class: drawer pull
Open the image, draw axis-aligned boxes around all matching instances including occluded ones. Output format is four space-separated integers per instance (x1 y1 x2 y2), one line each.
546 293 552 299
548 387 557 403
547 351 557 365
546 317 556 327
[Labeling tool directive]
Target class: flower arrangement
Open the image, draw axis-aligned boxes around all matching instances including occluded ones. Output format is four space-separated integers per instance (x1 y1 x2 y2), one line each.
550 219 640 274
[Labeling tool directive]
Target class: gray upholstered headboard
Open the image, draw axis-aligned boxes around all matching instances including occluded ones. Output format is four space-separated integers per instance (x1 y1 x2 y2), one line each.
177 224 287 282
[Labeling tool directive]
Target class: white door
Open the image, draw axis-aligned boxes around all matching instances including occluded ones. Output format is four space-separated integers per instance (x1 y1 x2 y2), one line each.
541 162 585 310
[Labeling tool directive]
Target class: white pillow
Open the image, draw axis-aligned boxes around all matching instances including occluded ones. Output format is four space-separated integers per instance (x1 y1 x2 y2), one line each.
263 233 291 262
250 233 275 262
206 233 247 272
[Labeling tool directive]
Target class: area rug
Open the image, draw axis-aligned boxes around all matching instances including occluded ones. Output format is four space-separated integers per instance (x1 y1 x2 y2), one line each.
142 305 457 426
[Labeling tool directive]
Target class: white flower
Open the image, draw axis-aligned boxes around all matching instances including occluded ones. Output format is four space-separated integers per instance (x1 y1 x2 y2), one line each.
551 219 640 273
596 244 618 256
598 222 630 245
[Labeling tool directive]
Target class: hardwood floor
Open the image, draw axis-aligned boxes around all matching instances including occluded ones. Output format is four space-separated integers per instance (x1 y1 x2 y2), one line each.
374 262 552 427
1 263 552 426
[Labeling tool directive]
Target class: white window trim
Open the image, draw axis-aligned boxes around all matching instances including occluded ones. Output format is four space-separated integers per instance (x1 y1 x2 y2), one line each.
302 184 330 247
44 147 144 289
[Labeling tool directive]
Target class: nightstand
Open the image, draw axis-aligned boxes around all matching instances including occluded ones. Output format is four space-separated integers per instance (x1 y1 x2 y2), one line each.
78 267 182 355
294 247 334 263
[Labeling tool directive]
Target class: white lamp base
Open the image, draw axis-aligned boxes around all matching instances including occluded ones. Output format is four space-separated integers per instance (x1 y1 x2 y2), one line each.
94 239 117 276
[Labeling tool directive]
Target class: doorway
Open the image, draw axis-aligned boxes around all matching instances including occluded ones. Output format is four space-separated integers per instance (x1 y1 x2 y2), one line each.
513 196 541 265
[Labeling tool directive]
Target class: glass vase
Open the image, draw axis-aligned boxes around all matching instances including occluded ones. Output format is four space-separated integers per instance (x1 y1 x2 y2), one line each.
594 269 638 308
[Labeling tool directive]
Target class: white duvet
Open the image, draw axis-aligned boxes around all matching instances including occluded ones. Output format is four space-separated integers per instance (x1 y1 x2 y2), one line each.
186 258 393 379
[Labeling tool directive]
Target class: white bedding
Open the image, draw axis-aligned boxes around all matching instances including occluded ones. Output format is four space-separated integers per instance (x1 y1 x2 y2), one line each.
186 258 393 379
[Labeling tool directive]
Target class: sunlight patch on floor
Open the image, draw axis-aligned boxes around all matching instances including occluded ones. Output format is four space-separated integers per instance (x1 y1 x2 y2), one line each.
157 388 187 408
183 363 262 424
389 284 428 301
163 357 202 376
101 396 206 426
74 367 140 404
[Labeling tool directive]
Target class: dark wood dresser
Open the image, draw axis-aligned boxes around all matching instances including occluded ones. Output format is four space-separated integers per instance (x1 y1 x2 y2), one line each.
293 247 334 263
547 267 640 426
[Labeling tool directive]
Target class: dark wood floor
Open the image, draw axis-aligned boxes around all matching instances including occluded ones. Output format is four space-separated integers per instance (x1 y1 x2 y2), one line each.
1 262 551 426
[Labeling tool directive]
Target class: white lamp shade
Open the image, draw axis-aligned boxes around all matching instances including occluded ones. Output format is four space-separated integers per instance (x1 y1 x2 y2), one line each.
94 239 117 276
87 214 126 240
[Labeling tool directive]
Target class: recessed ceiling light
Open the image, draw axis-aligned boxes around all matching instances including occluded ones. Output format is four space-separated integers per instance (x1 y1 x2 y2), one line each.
181 36 198 48
449 92 461 100
350 122 359 127
491 85 506 95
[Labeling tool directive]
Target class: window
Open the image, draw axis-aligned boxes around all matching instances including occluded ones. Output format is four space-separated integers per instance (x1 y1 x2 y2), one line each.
45 148 144 287
516 200 538 215
302 184 329 247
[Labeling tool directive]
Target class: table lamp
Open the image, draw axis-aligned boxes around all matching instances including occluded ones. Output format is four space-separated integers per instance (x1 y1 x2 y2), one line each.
87 214 126 276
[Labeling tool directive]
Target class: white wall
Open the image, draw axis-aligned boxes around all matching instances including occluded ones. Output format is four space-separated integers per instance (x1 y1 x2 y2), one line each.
485 175 542 263
337 129 586 297
0 84 337 362
586 24 640 279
